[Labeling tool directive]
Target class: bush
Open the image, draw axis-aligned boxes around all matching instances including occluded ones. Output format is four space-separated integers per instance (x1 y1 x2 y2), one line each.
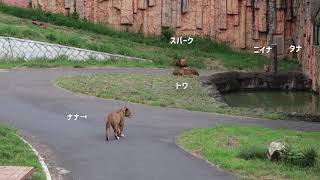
161 27 175 42
46 34 57 41
282 146 318 168
303 148 318 167
70 11 79 20
238 146 267 160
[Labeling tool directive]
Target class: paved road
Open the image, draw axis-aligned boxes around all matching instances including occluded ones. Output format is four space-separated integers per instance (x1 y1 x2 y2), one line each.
1 68 320 180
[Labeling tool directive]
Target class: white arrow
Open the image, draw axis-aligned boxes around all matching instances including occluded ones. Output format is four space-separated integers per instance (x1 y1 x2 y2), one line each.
80 115 88 119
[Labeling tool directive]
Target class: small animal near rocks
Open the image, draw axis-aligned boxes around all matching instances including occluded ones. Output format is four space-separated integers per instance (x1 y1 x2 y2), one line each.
173 59 199 76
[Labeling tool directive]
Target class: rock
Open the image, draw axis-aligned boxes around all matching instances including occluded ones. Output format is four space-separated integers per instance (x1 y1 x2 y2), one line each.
227 136 239 148
205 71 311 93
262 65 271 73
120 0 134 25
56 167 71 175
32 20 47 28
268 142 285 161
2 0 30 7
285 112 320 122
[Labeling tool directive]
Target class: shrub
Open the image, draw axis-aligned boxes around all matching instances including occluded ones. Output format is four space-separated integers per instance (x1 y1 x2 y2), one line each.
70 11 79 20
46 33 57 41
161 27 175 42
238 146 267 160
303 148 318 167
282 146 318 168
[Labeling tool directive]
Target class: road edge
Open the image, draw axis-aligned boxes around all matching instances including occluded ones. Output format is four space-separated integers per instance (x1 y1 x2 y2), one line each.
19 136 52 180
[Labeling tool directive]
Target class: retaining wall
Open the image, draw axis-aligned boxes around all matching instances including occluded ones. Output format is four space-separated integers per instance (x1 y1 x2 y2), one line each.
0 36 147 61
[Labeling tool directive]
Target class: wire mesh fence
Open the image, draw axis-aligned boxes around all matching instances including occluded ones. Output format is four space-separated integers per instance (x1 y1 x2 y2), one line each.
0 36 147 61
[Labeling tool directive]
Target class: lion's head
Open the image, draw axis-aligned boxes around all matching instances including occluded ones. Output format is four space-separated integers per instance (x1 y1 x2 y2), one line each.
124 107 133 118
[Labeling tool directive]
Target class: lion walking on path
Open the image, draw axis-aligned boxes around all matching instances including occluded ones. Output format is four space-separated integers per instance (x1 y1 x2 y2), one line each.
105 107 132 141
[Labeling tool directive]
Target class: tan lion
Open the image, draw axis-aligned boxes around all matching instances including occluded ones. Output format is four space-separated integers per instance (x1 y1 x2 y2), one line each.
174 58 188 67
105 107 132 141
173 67 199 76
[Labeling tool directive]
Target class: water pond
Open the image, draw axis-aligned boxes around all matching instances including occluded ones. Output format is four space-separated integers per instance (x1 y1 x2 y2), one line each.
223 91 320 113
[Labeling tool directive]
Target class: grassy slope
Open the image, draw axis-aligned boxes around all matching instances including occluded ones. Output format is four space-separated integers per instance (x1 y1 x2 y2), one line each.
177 125 320 180
0 57 155 69
0 123 46 179
0 3 300 70
56 74 284 119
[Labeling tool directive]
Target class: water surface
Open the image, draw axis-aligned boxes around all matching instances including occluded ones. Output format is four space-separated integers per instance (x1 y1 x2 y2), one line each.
223 91 320 113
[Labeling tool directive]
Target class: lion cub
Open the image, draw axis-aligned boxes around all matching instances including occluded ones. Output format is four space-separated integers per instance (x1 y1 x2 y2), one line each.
105 107 132 141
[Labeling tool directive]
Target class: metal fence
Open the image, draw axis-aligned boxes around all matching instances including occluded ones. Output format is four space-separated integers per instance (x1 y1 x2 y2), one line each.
0 36 147 61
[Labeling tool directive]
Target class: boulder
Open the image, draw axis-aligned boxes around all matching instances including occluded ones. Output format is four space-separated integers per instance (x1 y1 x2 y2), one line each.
268 141 285 161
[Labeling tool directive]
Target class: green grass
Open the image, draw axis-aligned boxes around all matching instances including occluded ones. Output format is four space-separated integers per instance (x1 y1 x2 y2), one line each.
176 125 320 180
56 74 285 120
0 57 156 69
0 122 46 179
0 3 301 71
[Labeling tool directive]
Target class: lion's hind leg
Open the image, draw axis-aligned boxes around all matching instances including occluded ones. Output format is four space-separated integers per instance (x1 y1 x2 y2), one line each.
105 121 110 142
112 124 120 140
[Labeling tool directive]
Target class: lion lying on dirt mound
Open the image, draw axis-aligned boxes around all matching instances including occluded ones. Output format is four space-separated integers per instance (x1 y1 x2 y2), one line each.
173 59 199 76
105 107 132 141
173 67 199 76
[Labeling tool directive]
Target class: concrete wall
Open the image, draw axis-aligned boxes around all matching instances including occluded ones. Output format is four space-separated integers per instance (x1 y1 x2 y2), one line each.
0 36 147 61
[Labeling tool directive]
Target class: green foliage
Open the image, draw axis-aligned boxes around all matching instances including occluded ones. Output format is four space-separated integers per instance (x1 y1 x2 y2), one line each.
282 146 318 168
177 125 320 180
70 11 79 20
238 144 318 168
0 57 156 69
161 27 175 42
56 74 285 119
238 146 267 160
303 148 318 167
46 33 57 41
0 123 46 179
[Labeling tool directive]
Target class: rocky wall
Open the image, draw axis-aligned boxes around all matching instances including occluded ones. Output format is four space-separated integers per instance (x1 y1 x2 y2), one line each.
296 0 320 93
1 0 30 7
28 0 300 55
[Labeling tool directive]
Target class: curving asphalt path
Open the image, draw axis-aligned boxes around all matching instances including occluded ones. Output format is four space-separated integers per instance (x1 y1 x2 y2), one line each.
1 67 320 180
